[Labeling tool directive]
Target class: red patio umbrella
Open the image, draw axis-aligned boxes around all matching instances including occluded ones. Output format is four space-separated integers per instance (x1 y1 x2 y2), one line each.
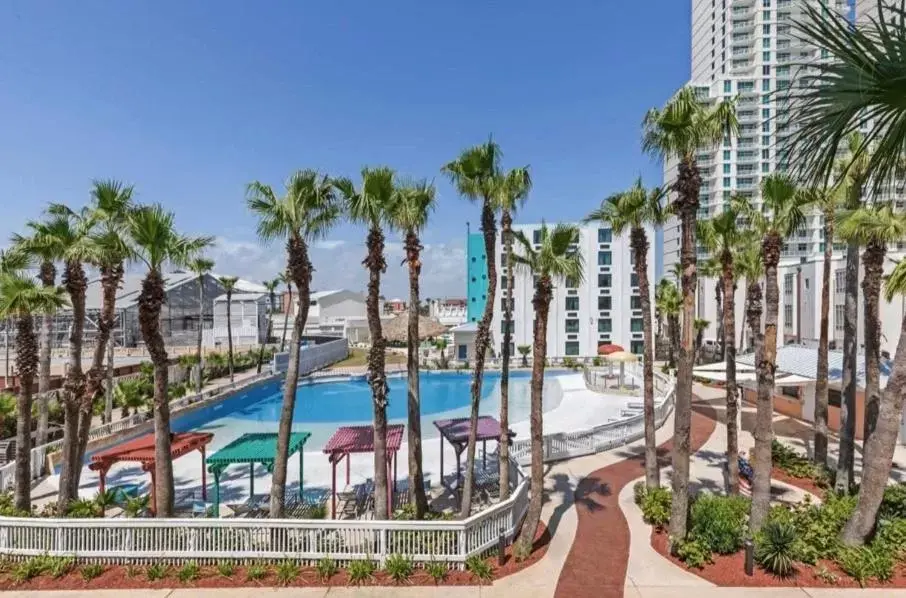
597 344 624 355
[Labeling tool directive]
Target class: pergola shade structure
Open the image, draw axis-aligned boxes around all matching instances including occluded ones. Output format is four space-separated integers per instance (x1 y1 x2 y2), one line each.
322 424 404 519
205 432 310 515
88 432 213 514
434 416 514 490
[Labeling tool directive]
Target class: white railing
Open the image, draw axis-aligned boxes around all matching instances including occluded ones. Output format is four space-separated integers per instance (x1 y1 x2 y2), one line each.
272 337 349 376
0 457 528 567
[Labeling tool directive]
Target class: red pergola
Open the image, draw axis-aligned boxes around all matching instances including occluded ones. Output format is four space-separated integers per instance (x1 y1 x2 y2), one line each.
88 432 213 514
322 424 404 519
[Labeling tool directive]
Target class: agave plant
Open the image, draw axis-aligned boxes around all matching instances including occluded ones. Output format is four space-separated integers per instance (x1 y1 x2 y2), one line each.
124 494 151 518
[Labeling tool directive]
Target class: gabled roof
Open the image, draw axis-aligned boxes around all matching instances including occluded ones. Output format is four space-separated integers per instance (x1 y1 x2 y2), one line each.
451 321 478 333
82 271 199 311
213 292 268 302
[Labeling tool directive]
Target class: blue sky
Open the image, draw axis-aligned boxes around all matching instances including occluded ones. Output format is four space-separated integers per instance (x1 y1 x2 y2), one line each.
0 1 690 297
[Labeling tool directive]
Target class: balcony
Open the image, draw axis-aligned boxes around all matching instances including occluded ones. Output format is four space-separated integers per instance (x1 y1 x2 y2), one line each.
737 110 758 122
732 20 755 32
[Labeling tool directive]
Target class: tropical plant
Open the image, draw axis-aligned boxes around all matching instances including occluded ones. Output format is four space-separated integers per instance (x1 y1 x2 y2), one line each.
177 561 200 583
346 559 376 585
335 167 397 520
187 257 214 392
315 557 337 581
735 174 812 533
383 553 414 584
80 563 104 582
642 85 738 544
465 554 493 582
693 318 710 365
274 560 298 586
425 560 447 583
517 344 531 368
655 279 681 369
585 177 669 491
433 337 450 369
145 563 168 581
114 378 150 417
216 561 235 577
127 204 212 516
123 494 151 518
390 179 436 518
510 223 584 555
756 520 798 577
248 169 340 517
257 277 280 373
217 275 239 383
442 138 504 517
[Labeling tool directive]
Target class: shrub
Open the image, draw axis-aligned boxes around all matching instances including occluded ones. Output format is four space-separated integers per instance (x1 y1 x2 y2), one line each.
633 481 648 506
80 563 104 582
316 557 338 581
146 563 168 581
126 565 140 578
767 492 856 562
308 504 327 519
689 494 749 554
48 557 74 579
465 555 493 582
216 561 235 577
177 562 200 583
275 560 299 585
756 520 797 577
66 498 101 518
246 564 268 581
384 554 414 584
347 559 376 585
675 538 712 569
640 487 671 529
880 484 906 521
425 560 447 583
838 546 894 587
592 356 602 367
812 564 839 585
12 556 49 583
874 518 906 560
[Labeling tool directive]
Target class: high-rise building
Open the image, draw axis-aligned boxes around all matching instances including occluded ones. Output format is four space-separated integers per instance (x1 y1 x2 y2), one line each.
466 228 489 323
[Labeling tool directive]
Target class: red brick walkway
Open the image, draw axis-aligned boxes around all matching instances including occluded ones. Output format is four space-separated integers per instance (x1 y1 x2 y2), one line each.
552 400 719 598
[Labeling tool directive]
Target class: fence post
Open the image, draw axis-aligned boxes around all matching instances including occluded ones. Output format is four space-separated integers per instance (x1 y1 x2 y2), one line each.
379 528 387 567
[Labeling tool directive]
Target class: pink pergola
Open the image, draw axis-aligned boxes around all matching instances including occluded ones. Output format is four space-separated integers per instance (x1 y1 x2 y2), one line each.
434 416 514 488
322 424 404 519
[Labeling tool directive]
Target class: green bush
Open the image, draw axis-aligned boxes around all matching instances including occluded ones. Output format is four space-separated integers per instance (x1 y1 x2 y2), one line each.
80 563 104 582
146 563 168 581
48 557 74 579
874 518 906 560
177 562 200 583
879 484 906 521
275 560 299 586
465 555 493 582
12 556 49 583
812 563 839 585
640 487 672 529
689 494 749 554
633 481 648 506
838 546 894 587
592 356 602 367
308 504 328 519
770 440 833 486
767 492 856 562
675 538 713 569
425 560 447 583
756 520 797 577
316 557 338 581
384 554 414 583
347 559 376 585
246 564 268 581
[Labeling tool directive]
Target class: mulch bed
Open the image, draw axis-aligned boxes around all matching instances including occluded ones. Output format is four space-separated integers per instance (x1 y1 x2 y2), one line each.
0 523 550 591
770 466 827 498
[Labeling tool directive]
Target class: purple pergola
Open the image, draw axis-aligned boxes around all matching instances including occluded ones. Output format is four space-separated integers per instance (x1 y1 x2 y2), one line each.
434 416 514 488
323 424 405 519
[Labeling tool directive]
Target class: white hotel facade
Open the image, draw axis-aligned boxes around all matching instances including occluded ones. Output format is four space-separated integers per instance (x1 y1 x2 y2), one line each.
488 222 655 359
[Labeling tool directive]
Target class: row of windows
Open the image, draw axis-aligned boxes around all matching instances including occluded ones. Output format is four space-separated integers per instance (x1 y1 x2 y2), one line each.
529 228 613 244
561 339 644 357
500 316 645 335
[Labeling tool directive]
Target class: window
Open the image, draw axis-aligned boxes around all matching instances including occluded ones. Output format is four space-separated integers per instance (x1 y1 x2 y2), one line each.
762 10 770 20
630 273 639 287
762 37 770 48
500 297 514 311
762 24 770 34
598 296 612 310
762 163 770 173
834 305 844 331
458 344 468 360
828 388 842 408
565 319 580 333
723 163 731 174
724 80 732 93
630 318 644 332
565 296 579 311
598 251 612 266
532 229 542 244
598 228 612 243
723 177 731 187
723 150 731 160
781 386 799 399
762 94 770 104
501 342 514 356
565 341 580 356
762 135 771 146
762 51 770 62
500 320 513 334
565 276 578 288
762 78 770 91
762 121 771 133
598 318 612 333
784 304 793 329
630 296 642 310
762 65 771 76
631 340 644 355
501 275 508 288
598 273 612 288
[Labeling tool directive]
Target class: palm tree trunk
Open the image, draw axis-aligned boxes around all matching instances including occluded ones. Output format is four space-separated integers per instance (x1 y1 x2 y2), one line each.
138 269 174 516
837 239 859 493
668 156 700 545
256 292 274 374
516 276 552 554
280 282 292 353
14 315 37 513
722 252 739 495
364 226 390 520
196 275 205 393
404 231 429 518
226 290 234 383
632 228 659 490
715 282 724 360
271 239 312 518
841 312 906 544
500 211 515 500
861 240 885 447
58 260 87 510
740 278 749 352
461 201 497 518
36 261 55 447
815 221 833 467
750 234 780 533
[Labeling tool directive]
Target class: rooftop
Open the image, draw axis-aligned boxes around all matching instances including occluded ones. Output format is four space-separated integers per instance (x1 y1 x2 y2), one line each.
737 345 892 389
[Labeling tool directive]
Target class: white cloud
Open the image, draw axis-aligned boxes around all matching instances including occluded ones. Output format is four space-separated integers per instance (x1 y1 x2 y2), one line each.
312 239 346 250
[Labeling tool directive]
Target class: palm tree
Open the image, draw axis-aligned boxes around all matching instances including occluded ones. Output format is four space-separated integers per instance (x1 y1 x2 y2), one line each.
247 169 340 518
511 223 584 555
697 200 749 495
838 203 906 447
697 258 722 353
127 204 212 516
442 138 504 517
278 272 292 352
217 276 239 383
390 179 436 518
517 344 531 368
735 240 764 353
840 258 906 544
735 175 812 533
585 178 669 491
693 318 710 364
642 85 737 543
114 378 149 417
0 273 67 512
257 277 280 374
187 257 215 392
335 167 397 520
493 166 532 500
655 279 681 369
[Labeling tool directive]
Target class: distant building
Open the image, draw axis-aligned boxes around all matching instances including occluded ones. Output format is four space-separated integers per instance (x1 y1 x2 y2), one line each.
466 230 488 323
213 292 269 347
271 289 370 340
428 298 467 327
383 298 407 316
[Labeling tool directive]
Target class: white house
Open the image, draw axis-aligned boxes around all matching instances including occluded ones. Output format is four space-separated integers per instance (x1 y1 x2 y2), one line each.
212 292 269 347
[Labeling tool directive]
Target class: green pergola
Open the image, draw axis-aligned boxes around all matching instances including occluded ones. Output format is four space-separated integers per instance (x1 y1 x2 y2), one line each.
205 432 311 515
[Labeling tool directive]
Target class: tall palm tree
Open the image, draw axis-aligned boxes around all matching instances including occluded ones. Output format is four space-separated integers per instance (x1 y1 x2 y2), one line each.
838 203 906 446
390 179 436 518
217 276 239 383
735 240 764 353
735 175 812 533
492 166 532 500
127 204 212 516
697 200 749 495
697 257 722 352
247 169 340 518
0 272 67 512
655 279 681 369
642 86 738 542
442 138 503 517
335 167 397 520
511 223 584 555
585 178 669 490
278 272 292 353
187 257 215 392
257 277 280 374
